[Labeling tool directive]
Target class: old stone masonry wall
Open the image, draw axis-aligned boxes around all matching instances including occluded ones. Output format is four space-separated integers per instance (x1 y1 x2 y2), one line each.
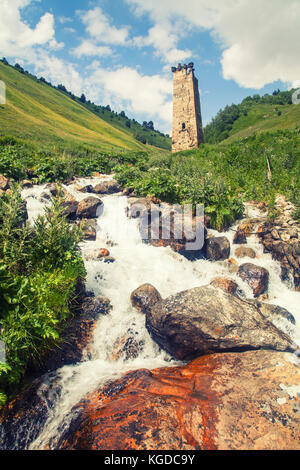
172 63 204 153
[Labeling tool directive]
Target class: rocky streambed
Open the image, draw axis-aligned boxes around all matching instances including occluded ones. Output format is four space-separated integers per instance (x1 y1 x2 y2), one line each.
0 175 299 450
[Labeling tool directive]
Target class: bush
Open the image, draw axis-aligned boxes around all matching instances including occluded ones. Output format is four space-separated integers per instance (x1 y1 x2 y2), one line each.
0 189 85 404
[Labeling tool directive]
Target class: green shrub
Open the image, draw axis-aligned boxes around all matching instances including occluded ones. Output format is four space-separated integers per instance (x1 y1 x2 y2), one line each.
0 189 85 404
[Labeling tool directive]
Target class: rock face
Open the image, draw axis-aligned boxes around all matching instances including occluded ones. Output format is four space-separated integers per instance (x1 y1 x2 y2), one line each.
130 284 162 314
53 350 300 450
205 236 230 261
92 180 121 195
146 286 293 360
238 263 269 297
76 197 103 219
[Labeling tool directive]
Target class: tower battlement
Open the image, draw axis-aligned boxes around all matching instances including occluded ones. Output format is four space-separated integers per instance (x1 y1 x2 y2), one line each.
171 63 204 153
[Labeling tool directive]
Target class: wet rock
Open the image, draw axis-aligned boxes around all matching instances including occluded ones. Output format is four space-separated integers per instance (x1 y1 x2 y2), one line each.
45 183 59 197
252 301 296 325
110 329 145 362
122 187 135 197
21 180 33 189
146 286 293 361
62 199 78 220
0 372 62 450
210 277 238 295
127 198 153 219
92 180 121 195
233 230 247 244
102 256 115 264
96 248 110 259
77 197 103 219
79 185 93 193
0 175 10 191
128 200 206 260
82 219 97 241
205 236 230 261
130 284 162 314
235 247 256 259
40 191 51 201
53 350 300 450
238 263 269 297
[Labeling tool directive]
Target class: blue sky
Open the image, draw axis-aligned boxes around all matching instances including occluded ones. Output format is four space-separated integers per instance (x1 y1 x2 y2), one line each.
0 0 299 133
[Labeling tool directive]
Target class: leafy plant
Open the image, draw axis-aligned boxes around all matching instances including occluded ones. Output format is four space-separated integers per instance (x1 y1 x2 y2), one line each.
0 188 85 404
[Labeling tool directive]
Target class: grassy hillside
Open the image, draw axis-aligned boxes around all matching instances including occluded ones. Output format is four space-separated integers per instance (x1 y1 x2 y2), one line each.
0 61 168 152
204 90 300 144
225 102 300 142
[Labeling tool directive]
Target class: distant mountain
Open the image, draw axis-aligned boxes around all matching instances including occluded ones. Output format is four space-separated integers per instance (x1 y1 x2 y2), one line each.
0 59 171 152
204 90 300 144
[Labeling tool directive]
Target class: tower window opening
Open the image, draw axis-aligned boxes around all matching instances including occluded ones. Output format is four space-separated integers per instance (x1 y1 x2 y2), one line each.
182 122 186 130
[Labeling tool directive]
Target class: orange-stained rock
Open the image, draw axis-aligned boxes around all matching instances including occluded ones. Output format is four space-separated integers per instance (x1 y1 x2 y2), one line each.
96 248 110 258
210 277 238 294
53 350 300 450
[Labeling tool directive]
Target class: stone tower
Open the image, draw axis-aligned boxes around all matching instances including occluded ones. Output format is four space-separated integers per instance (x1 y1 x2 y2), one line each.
171 63 204 153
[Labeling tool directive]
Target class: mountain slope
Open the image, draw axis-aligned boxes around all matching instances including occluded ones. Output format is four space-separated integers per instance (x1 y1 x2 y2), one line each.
204 90 300 144
0 62 163 152
225 102 300 142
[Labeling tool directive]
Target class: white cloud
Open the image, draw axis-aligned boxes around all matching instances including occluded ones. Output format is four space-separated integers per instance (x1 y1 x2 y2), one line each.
0 0 63 58
133 21 192 65
77 7 130 46
33 53 84 96
72 40 112 59
58 16 73 24
86 66 172 132
127 0 300 89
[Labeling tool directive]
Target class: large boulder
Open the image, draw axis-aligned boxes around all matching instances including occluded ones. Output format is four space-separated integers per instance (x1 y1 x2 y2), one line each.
238 263 269 297
52 350 300 450
127 199 206 259
92 180 121 195
146 286 294 360
130 284 162 314
76 197 103 219
205 236 230 261
62 200 78 220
